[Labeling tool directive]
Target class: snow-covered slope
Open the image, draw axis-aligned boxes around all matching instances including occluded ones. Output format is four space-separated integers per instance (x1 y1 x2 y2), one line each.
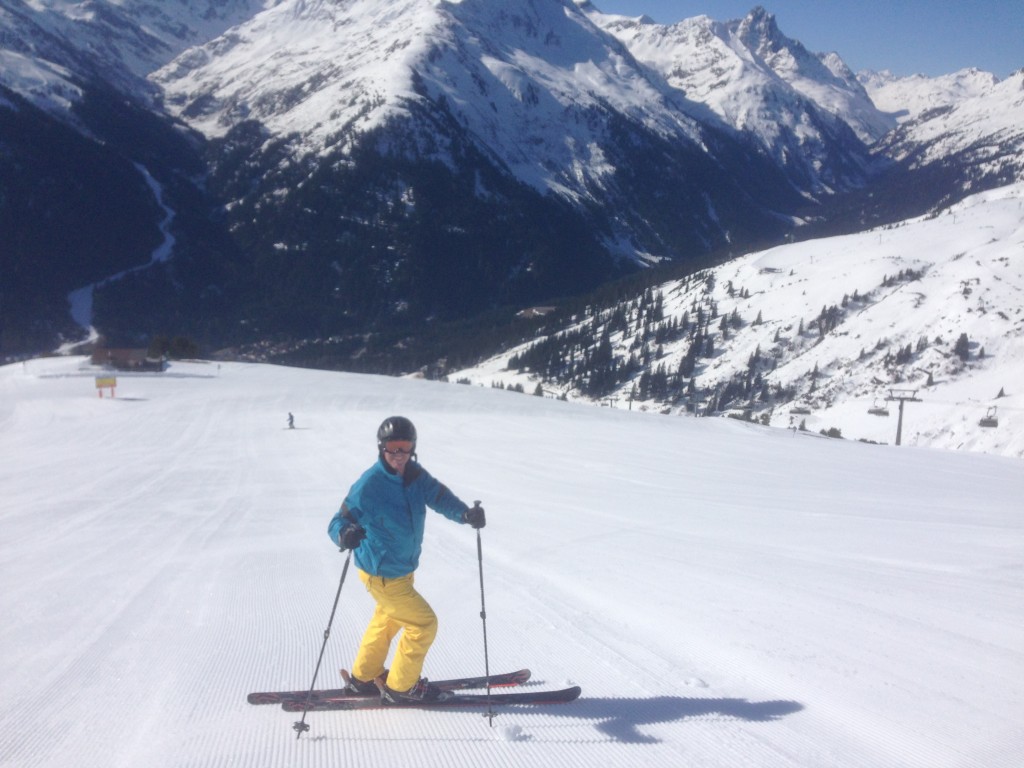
0 0 270 109
154 0 444 147
451 183 1024 459
874 70 1024 171
1 357 1021 767
859 67 1002 123
0 47 80 113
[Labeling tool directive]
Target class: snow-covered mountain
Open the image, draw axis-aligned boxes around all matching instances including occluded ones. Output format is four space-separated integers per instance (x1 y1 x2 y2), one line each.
449 183 1024 459
151 0 803 249
819 68 1024 229
872 70 1024 188
581 4 888 194
152 1 877 200
0 0 269 108
859 67 1002 123
582 3 1022 227
1 0 1020 363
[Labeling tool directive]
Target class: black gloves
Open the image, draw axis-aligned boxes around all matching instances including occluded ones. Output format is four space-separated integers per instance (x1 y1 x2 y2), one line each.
339 522 366 550
463 503 486 529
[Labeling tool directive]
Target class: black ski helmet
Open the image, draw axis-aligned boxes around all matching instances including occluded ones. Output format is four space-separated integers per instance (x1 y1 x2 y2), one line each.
377 416 417 451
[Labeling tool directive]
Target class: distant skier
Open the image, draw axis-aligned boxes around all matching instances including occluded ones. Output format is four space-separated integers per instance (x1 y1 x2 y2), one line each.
327 416 486 704
287 412 295 429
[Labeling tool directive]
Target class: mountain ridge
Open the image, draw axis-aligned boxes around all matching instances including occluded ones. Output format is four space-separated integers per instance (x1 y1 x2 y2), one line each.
0 0 1020 363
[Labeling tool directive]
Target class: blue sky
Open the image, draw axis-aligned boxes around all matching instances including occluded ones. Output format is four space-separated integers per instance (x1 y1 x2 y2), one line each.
591 1 1023 78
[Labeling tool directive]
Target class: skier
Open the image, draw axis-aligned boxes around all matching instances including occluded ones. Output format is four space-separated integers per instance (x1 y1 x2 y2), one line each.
328 416 486 703
288 412 295 429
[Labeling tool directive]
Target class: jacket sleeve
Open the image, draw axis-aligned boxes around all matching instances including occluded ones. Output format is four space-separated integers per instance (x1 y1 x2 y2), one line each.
417 468 470 523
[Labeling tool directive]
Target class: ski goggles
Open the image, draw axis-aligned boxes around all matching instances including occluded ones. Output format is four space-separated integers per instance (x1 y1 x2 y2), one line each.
382 441 415 456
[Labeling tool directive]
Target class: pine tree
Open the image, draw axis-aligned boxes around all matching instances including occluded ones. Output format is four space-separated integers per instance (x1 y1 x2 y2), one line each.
954 333 970 361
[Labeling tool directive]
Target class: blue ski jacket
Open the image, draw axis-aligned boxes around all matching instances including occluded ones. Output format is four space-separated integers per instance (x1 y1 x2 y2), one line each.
328 457 470 578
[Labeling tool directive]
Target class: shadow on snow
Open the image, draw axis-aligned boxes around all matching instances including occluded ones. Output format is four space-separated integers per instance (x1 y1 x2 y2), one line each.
570 696 804 743
438 696 805 743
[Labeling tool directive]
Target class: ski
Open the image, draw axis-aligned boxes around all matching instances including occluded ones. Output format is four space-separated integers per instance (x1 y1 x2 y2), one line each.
248 668 531 705
280 685 581 711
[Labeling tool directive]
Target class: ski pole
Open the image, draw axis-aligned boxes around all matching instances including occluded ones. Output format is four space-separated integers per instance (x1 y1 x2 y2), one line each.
293 549 352 738
472 501 496 726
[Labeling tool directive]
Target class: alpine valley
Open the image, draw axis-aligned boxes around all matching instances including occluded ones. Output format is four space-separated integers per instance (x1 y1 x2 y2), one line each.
1 1 1022 455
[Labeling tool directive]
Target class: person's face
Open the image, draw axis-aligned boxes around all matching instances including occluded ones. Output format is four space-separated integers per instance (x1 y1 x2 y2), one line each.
382 440 414 475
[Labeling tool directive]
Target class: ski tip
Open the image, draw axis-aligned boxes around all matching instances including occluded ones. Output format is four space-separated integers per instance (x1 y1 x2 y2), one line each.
498 669 532 686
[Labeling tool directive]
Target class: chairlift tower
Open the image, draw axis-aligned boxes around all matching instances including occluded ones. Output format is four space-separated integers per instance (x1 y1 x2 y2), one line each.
886 389 921 446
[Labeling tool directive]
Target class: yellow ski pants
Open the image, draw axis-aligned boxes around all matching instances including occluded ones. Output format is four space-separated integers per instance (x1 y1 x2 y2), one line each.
351 570 438 692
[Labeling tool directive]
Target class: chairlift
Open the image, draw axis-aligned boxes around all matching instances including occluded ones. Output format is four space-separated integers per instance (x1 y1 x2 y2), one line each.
868 399 890 417
979 406 999 428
